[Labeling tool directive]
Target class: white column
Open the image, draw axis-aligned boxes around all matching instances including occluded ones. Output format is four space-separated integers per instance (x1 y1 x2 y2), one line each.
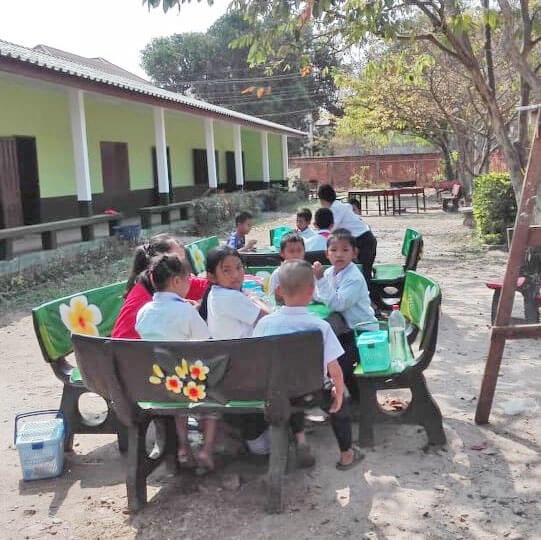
68 89 92 203
281 135 289 180
205 118 218 189
260 131 270 184
233 124 244 188
153 107 170 201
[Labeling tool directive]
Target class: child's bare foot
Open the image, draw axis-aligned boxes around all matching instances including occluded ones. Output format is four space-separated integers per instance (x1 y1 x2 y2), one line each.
196 449 215 472
177 447 196 468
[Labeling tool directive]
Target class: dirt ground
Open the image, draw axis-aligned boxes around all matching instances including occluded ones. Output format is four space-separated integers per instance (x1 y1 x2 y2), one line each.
0 202 539 540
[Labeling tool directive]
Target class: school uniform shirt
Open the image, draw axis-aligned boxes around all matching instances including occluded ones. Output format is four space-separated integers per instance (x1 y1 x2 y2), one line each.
252 306 344 380
268 267 281 296
135 292 210 341
226 230 245 250
330 200 369 237
207 286 261 339
314 262 378 331
304 229 331 252
298 227 316 241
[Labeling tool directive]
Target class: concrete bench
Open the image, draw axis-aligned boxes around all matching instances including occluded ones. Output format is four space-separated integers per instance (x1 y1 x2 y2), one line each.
137 201 193 229
459 206 474 227
0 213 122 260
72 331 324 514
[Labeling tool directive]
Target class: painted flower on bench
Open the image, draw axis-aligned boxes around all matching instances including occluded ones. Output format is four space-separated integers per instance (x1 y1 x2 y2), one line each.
59 295 102 336
189 245 206 274
149 358 209 402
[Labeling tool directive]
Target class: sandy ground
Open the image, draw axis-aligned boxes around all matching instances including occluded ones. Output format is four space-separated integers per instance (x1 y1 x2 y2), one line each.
0 203 539 540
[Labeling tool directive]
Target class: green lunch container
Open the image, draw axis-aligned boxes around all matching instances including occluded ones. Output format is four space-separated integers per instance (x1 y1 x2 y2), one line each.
356 331 391 374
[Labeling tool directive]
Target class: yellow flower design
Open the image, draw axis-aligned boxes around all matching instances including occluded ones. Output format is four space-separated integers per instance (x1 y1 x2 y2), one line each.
189 360 209 381
189 245 205 274
149 363 165 385
256 271 272 294
183 381 206 402
59 295 102 336
175 358 189 379
165 375 183 394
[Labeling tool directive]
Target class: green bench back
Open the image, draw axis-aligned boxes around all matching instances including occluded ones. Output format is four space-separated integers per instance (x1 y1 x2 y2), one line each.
401 228 420 257
400 271 440 342
185 235 219 275
32 281 127 362
269 226 292 249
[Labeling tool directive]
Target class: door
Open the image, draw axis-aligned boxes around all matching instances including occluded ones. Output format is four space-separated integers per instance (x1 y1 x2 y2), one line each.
225 151 245 191
0 137 24 228
100 142 130 211
15 137 40 224
193 149 219 186
151 146 173 204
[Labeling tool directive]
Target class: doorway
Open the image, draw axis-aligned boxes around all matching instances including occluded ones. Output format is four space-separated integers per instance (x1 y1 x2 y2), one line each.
225 151 245 192
193 149 219 186
100 142 130 211
0 136 40 228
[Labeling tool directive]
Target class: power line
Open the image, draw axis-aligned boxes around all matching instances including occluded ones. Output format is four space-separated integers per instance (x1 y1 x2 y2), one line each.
256 107 319 117
174 72 309 85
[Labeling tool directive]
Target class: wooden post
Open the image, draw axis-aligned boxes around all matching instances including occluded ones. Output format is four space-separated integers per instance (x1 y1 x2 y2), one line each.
475 111 541 424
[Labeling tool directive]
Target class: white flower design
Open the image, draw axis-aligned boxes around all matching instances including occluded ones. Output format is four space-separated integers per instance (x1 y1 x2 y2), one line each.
59 295 102 336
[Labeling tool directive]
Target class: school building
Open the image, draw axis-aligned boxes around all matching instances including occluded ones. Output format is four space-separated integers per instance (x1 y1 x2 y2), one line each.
0 39 304 228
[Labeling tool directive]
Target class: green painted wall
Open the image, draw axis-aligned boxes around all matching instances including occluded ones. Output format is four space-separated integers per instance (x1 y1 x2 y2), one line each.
241 128 262 182
268 133 283 180
85 97 154 192
213 121 235 184
165 112 205 186
0 76 75 198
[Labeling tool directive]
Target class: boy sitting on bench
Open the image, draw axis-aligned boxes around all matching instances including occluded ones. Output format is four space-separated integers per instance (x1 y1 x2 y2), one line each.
253 259 363 470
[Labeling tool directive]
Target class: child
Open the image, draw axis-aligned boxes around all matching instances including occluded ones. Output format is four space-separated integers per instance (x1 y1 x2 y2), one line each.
268 232 305 301
227 211 257 252
304 207 334 252
135 254 216 471
206 246 272 455
319 184 377 285
206 246 272 339
313 228 378 403
296 208 316 240
253 259 363 470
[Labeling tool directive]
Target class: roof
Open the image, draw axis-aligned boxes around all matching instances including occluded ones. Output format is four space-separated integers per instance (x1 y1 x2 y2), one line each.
33 44 150 84
0 39 306 137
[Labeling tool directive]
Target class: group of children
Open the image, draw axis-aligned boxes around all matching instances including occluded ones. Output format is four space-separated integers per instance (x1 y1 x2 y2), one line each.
117 183 379 473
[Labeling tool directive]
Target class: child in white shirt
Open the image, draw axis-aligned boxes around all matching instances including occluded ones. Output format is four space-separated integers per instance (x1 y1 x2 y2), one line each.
206 246 271 339
304 207 334 252
135 254 216 471
313 228 378 404
296 207 316 240
253 259 363 470
268 232 305 302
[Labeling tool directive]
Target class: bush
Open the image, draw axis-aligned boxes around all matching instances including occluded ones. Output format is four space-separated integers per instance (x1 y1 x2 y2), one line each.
472 172 517 244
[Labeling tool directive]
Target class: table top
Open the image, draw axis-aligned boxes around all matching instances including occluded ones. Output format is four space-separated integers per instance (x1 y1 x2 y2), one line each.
348 186 424 196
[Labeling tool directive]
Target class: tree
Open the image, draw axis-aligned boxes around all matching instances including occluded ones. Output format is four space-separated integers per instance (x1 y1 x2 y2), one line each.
143 0 541 204
140 9 343 141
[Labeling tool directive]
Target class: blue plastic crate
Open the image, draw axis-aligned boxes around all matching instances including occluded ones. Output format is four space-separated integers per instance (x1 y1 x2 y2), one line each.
15 410 65 481
357 331 391 374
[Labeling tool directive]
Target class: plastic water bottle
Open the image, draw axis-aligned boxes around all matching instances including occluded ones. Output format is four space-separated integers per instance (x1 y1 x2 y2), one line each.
389 305 407 372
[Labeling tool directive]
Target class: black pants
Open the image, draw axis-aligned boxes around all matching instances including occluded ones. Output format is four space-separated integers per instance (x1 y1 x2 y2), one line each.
337 329 361 404
291 389 352 453
356 230 377 284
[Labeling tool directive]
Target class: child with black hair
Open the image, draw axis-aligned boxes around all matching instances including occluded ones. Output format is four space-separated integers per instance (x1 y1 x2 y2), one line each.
268 232 305 302
313 229 378 403
135 254 216 471
304 207 334 252
296 207 315 240
318 183 377 285
206 246 271 340
227 211 257 252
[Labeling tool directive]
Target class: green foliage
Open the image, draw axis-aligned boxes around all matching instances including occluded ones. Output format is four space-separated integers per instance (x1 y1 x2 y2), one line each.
472 172 517 244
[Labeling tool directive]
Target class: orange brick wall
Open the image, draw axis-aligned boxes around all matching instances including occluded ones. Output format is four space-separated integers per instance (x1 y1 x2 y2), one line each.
289 153 442 189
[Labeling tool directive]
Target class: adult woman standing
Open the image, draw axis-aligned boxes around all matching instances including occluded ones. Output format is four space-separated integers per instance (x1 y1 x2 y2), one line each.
318 184 377 285
112 234 208 339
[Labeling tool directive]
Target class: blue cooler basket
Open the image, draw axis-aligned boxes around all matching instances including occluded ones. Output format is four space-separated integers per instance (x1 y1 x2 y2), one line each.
356 331 391 374
15 410 65 481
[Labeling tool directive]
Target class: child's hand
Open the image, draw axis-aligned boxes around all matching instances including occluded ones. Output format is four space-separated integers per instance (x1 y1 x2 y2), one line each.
329 385 343 413
312 261 324 279
186 298 201 309
246 239 257 251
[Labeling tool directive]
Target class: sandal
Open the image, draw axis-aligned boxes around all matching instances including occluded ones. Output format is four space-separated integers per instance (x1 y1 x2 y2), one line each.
336 446 364 471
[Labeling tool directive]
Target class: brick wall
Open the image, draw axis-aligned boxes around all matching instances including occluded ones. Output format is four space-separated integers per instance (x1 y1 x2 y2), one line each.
289 153 442 189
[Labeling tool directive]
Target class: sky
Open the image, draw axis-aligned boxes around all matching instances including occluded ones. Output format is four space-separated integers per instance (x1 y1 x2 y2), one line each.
0 0 229 79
